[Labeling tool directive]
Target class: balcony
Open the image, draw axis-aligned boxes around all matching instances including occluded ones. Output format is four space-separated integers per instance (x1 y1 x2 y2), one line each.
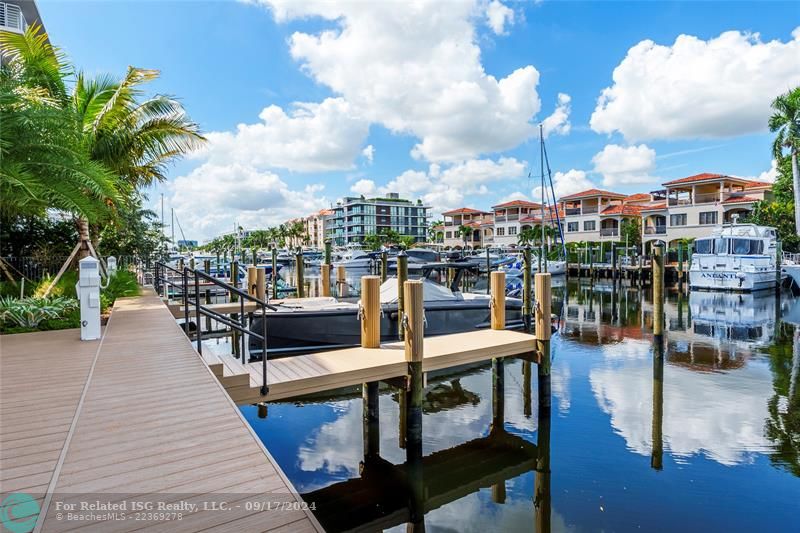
667 192 721 206
645 225 667 235
0 3 26 33
581 206 599 214
565 208 581 216
600 228 619 237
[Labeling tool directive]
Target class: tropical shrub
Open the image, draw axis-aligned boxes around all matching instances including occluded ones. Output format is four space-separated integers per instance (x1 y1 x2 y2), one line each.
0 296 78 328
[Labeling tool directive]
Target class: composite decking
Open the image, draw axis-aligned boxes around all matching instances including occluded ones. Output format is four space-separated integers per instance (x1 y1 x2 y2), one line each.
208 329 539 404
0 292 322 532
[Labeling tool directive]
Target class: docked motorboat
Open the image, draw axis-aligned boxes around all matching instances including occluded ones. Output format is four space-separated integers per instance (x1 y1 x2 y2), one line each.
501 256 566 276
333 248 373 269
387 248 440 271
689 223 778 291
248 263 524 357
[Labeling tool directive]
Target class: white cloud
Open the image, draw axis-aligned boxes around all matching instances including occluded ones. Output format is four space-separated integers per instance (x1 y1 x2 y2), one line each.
755 159 779 183
590 28 800 140
361 144 375 164
194 97 368 172
350 178 377 196
497 191 530 204
484 0 515 35
592 144 658 187
541 93 572 138
166 163 327 240
256 0 545 162
535 169 595 200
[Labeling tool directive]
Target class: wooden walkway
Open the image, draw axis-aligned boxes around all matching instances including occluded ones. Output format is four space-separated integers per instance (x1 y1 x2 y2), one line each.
0 292 322 533
207 329 538 404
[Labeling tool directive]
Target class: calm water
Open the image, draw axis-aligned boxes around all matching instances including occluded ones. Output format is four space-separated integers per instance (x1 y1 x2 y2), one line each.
236 270 799 532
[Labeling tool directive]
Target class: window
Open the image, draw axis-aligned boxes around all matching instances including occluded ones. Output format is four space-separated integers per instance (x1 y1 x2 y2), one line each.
496 227 505 236
670 214 687 226
699 211 718 225
714 237 728 254
731 238 763 255
445 231 452 239
509 227 517 235
567 222 578 232
694 239 712 254
583 220 596 231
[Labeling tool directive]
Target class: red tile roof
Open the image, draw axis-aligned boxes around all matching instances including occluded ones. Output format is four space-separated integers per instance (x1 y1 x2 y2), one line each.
623 193 651 203
743 180 772 190
722 195 760 204
492 200 542 209
442 207 491 216
661 172 760 186
601 204 644 216
559 188 626 201
639 202 667 212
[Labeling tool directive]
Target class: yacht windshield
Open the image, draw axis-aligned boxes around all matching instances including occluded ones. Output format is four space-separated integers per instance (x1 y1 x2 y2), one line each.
731 238 763 255
714 238 728 254
694 239 713 254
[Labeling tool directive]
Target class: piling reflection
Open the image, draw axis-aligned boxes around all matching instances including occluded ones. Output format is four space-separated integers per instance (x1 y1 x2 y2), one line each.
300 356 547 533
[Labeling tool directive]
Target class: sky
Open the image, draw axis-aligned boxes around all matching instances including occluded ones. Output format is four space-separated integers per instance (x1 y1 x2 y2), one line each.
38 0 800 241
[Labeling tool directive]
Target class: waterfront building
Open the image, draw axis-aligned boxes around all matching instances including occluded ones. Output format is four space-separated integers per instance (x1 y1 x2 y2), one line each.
328 193 430 246
558 189 635 244
491 200 542 247
442 208 494 248
641 173 773 245
1 1 46 64
303 209 334 249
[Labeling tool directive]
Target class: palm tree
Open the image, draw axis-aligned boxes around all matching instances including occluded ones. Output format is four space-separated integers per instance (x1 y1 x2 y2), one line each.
457 224 472 249
518 227 537 246
769 87 800 236
1 25 205 256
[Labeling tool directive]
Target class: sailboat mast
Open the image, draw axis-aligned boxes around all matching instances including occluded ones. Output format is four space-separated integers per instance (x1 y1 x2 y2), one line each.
539 125 545 272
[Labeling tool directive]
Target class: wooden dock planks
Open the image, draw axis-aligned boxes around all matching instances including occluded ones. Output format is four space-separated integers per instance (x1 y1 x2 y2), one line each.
227 329 538 404
0 292 322 533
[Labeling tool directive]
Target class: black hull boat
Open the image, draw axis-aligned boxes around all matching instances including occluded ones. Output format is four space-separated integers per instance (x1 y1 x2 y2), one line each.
248 263 524 358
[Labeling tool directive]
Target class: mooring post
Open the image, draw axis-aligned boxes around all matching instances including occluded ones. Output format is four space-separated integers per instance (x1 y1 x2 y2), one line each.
523 360 532 418
397 250 408 340
362 381 380 461
251 249 256 266
611 244 618 284
255 266 266 301
491 357 505 431
677 242 684 290
651 335 665 470
337 265 347 298
215 252 220 276
522 246 533 331
360 276 381 348
203 260 212 331
535 273 552 411
588 242 594 283
652 242 665 346
535 394 552 533
247 266 258 297
381 250 388 283
490 271 506 330
321 262 331 297
231 260 240 357
295 248 305 298
485 247 491 294
404 279 425 464
776 241 782 295
271 248 278 299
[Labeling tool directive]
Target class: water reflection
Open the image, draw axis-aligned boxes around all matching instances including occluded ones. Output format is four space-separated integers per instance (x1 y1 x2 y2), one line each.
242 277 800 532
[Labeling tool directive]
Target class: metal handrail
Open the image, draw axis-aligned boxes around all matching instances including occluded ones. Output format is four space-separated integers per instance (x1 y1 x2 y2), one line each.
155 262 271 396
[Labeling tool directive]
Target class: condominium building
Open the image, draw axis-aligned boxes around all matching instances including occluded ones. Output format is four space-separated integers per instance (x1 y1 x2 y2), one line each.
558 189 634 243
441 208 494 248
303 209 334 249
491 200 542 246
641 173 773 245
328 193 430 245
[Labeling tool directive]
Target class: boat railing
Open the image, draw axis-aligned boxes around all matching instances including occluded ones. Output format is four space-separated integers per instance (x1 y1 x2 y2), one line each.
155 261 274 396
782 252 800 265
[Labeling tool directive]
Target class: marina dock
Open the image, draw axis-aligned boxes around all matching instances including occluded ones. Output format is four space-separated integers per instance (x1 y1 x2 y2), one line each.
0 291 322 532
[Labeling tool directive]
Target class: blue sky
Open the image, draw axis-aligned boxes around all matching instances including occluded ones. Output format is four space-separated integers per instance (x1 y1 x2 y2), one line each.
39 0 800 240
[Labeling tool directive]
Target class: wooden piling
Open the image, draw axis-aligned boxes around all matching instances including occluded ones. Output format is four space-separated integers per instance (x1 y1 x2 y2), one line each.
404 279 425 469
397 250 408 340
381 250 388 283
485 248 491 293
588 242 594 283
535 273 551 411
362 381 380 459
337 265 347 298
523 247 532 330
651 342 664 470
677 242 684 289
321 264 331 297
360 276 381 348
652 243 665 342
490 271 506 330
247 266 258 296
271 248 278 299
776 241 782 294
611 244 618 283
255 267 266 301
295 249 305 298
231 260 239 357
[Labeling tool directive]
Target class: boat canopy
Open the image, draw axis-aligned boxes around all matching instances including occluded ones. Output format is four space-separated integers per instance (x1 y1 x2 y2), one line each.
379 278 459 303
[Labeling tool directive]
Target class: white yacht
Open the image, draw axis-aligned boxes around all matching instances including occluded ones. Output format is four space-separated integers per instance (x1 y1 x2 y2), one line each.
333 248 373 269
689 223 778 291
